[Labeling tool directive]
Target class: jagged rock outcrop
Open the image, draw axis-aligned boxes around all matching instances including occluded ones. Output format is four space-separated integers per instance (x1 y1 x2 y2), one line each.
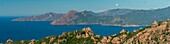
29 39 35 44
120 29 126 33
124 20 170 44
152 20 158 27
6 39 13 44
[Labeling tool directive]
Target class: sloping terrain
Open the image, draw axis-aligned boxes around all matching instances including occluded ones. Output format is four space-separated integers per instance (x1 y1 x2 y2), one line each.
12 12 63 21
13 6 170 25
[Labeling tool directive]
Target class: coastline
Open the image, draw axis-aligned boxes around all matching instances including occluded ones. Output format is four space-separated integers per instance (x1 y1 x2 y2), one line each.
11 20 148 27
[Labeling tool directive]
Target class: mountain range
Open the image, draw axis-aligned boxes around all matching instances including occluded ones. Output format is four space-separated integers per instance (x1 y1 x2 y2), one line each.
13 6 170 25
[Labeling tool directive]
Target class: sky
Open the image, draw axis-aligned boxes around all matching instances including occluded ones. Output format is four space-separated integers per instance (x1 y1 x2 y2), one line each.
1 0 170 16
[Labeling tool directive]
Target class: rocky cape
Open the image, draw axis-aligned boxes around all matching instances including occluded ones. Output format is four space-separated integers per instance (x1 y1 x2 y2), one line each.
5 20 170 44
12 12 63 21
13 6 170 25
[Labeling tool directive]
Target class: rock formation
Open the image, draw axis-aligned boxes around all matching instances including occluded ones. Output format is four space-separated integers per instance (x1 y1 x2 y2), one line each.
152 20 158 27
6 39 13 44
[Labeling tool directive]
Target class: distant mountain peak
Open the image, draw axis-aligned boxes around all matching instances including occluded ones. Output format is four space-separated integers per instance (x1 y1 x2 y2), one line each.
43 12 57 15
45 12 56 14
82 10 94 13
80 10 94 14
67 10 78 14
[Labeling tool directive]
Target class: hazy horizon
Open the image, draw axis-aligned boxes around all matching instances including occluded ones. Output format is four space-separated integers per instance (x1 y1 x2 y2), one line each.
1 0 170 16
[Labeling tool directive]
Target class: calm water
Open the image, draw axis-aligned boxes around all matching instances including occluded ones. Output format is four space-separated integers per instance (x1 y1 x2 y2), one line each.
0 16 145 42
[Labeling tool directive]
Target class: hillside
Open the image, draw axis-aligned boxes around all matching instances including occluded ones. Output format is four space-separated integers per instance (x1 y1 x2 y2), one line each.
12 12 63 21
13 6 170 25
98 9 135 16
5 20 170 44
119 7 170 25
98 7 170 25
51 10 114 25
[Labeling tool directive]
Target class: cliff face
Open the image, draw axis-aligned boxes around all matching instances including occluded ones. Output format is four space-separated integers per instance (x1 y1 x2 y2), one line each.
51 10 98 25
6 20 170 44
51 10 79 25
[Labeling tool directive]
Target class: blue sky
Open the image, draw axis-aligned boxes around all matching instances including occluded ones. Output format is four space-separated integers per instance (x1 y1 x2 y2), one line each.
1 0 170 16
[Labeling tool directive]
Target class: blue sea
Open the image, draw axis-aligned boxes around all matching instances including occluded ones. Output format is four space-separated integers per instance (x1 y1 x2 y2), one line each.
0 16 146 42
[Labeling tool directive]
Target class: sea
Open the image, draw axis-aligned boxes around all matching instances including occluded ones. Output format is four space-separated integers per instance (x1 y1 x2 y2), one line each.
0 16 146 42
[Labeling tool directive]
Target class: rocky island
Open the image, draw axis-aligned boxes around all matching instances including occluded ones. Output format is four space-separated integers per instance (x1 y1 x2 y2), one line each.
5 20 170 44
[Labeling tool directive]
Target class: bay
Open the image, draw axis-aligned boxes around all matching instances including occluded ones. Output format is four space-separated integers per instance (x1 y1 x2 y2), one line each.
0 16 145 42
